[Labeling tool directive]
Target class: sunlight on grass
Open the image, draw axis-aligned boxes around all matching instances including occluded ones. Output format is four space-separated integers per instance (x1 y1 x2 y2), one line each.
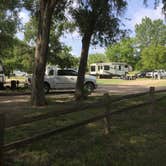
3 94 166 166
97 78 166 87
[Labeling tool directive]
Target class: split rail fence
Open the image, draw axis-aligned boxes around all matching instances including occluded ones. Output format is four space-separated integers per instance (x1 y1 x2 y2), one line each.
0 87 166 165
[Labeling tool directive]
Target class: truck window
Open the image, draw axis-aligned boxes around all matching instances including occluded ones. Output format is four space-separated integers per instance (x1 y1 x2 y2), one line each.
104 65 110 70
91 66 96 72
58 70 77 76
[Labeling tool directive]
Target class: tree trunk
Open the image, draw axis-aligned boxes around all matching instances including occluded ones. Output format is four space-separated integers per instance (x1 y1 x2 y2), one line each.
75 33 92 100
31 1 54 106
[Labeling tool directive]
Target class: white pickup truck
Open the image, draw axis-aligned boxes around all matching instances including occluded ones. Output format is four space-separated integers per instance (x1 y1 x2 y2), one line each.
28 66 97 93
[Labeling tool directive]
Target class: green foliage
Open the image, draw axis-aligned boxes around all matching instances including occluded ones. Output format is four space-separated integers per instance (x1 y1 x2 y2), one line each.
49 46 79 68
135 17 166 47
3 38 34 75
88 53 108 65
134 17 166 70
24 14 78 69
141 45 166 70
71 0 127 46
88 53 108 63
106 38 138 68
0 1 20 58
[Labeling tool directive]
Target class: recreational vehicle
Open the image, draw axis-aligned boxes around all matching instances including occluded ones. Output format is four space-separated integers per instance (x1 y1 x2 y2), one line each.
90 62 132 78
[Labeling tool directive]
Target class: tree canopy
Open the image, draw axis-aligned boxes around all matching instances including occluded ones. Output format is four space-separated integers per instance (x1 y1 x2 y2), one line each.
135 17 166 47
71 0 127 100
0 0 20 58
106 38 138 68
141 45 166 70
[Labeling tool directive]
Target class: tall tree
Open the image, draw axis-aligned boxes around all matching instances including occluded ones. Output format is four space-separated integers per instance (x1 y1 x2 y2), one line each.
71 0 127 100
0 0 20 59
24 15 78 69
3 38 34 75
24 0 69 106
88 53 108 67
106 38 138 69
141 45 166 70
135 17 166 48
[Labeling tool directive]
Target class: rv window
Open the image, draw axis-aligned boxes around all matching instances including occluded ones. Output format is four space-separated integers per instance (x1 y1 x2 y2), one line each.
119 66 121 70
91 66 96 72
125 65 128 68
101 66 103 69
98 66 100 70
104 65 110 70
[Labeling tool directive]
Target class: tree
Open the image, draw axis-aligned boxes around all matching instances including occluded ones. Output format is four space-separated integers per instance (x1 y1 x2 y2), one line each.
135 17 166 48
88 53 108 68
50 47 79 69
106 38 138 69
3 38 34 75
141 45 166 70
135 17 166 70
71 0 127 100
0 1 20 58
24 16 78 69
24 0 69 106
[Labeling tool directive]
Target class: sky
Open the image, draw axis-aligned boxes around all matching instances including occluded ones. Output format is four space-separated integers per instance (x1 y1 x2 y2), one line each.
17 1 165 56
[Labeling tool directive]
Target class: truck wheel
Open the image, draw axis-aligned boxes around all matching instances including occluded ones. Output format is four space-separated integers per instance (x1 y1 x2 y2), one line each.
44 83 50 94
84 82 94 94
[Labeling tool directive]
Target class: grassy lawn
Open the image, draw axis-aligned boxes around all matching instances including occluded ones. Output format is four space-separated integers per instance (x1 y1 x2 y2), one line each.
3 94 166 166
97 78 166 87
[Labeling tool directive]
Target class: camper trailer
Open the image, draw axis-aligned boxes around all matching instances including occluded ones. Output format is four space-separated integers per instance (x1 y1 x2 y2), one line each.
90 62 132 78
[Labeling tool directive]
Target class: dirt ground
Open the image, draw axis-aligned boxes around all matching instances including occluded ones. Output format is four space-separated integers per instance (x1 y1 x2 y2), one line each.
0 79 166 113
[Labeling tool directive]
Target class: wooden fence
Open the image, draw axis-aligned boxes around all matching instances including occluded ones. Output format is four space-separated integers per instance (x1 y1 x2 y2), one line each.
0 87 166 165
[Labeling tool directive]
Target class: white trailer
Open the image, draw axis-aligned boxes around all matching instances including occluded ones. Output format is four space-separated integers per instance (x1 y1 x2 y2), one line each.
90 62 132 78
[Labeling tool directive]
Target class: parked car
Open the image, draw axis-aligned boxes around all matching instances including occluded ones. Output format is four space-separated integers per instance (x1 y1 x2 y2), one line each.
135 71 147 78
13 70 28 77
27 66 97 93
145 70 166 79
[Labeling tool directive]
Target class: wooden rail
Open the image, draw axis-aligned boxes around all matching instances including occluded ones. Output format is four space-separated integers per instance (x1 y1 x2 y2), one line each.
6 89 165 129
0 87 166 165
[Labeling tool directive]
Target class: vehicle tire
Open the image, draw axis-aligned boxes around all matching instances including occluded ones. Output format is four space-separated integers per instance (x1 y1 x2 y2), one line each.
84 82 95 94
44 82 50 94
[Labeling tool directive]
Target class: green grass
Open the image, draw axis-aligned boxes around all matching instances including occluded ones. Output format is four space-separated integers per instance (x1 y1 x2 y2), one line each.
97 78 128 85
97 78 166 87
4 94 166 166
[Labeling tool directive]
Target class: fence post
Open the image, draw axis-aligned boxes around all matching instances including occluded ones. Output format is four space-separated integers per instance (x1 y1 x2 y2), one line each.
0 114 5 166
149 87 155 113
103 93 111 134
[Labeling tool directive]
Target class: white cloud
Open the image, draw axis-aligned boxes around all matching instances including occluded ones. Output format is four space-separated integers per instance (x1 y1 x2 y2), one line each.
125 3 165 32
